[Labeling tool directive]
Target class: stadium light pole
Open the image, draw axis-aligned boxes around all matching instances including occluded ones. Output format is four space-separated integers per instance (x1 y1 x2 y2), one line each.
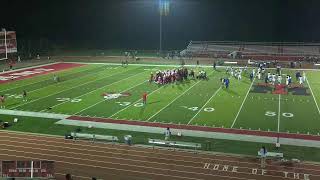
159 8 162 54
159 0 169 55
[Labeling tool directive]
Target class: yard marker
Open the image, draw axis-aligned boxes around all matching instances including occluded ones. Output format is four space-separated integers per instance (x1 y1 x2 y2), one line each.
306 77 320 116
231 77 255 128
317 133 319 136
307 132 310 135
258 128 260 131
221 125 224 128
287 130 289 133
240 127 242 129
146 78 205 122
249 128 251 130
187 87 222 125
268 129 270 132
297 131 299 134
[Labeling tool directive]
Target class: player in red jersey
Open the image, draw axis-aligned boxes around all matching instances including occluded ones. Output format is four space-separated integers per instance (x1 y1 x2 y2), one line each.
142 92 147 105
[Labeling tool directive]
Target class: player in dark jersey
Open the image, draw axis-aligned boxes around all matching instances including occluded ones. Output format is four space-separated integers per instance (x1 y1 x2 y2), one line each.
23 90 27 102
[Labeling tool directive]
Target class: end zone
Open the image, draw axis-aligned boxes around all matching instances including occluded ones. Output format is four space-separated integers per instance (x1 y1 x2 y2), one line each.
0 62 84 84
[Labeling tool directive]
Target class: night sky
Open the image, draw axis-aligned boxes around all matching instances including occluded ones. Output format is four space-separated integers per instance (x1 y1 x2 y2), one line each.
2 0 320 50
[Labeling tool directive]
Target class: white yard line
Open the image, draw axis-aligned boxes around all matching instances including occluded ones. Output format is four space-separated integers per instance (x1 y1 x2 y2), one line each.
43 70 147 112
230 78 255 128
187 87 222 125
10 68 133 110
146 80 203 122
277 94 281 132
109 85 165 118
75 79 148 115
306 77 320 116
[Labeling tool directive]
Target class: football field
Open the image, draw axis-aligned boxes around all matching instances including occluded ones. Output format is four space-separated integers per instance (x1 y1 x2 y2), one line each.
1 62 320 136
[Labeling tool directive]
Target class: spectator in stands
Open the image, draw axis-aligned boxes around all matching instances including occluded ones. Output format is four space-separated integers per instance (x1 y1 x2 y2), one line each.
259 146 267 168
164 127 171 140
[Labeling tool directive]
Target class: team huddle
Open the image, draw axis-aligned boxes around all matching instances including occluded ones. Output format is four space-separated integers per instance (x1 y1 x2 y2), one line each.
149 67 208 84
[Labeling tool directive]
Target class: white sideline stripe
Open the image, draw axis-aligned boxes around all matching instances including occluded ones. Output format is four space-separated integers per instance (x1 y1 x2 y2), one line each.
47 70 147 113
146 79 204 122
109 85 165 118
277 94 281 132
0 149 252 180
75 78 148 115
231 78 255 128
188 87 222 125
0 62 59 75
0 109 69 119
306 77 320 116
70 61 320 71
10 67 134 109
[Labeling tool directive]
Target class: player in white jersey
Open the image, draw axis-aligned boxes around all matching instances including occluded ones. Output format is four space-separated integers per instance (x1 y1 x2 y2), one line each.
272 74 276 85
286 76 289 86
257 72 261 80
237 72 242 80
278 75 282 84
299 76 303 84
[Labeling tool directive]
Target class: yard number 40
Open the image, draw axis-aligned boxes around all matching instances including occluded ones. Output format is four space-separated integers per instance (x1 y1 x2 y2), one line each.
265 111 294 118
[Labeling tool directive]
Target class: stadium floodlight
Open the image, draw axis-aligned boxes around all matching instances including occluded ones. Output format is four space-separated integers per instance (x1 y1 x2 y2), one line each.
159 0 170 54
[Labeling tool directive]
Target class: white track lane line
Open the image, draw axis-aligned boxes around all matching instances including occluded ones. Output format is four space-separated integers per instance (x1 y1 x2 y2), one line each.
230 78 255 128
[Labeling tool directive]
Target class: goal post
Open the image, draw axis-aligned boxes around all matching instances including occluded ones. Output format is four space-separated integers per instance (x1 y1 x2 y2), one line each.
0 28 17 61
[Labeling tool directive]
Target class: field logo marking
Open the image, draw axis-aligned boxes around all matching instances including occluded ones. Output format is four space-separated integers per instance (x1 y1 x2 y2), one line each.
306 77 320 116
188 86 222 125
231 78 255 128
74 77 148 115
